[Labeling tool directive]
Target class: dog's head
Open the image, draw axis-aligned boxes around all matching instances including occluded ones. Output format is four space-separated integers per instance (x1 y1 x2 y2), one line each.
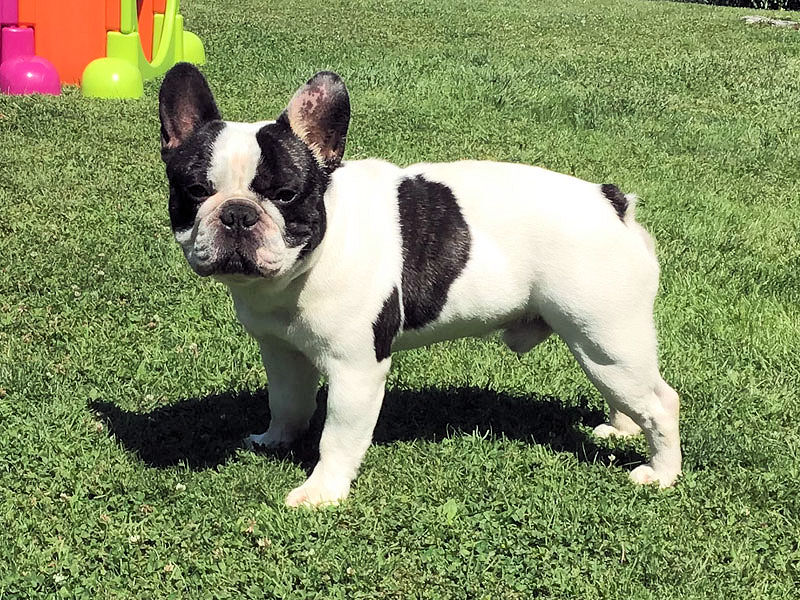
159 63 350 283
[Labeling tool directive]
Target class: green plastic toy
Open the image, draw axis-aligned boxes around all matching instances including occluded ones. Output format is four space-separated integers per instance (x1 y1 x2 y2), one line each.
81 0 205 99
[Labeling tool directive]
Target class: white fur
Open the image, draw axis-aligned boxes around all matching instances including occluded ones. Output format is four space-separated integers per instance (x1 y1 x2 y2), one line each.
207 122 264 192
214 156 682 507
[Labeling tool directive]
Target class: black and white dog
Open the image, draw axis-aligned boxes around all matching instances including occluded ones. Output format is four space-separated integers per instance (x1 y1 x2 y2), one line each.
158 64 681 507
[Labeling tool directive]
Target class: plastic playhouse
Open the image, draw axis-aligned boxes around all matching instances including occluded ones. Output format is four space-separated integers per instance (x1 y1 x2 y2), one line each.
0 0 204 97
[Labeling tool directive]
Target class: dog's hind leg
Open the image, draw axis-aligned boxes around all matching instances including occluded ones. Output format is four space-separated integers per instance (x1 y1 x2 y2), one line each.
540 269 681 488
559 318 681 487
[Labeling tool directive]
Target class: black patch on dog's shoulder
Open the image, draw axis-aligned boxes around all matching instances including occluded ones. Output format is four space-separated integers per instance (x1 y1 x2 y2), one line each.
373 287 400 361
164 120 225 233
398 176 471 330
601 183 628 221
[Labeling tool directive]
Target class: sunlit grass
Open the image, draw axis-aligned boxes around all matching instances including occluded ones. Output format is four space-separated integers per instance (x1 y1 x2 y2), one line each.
1 0 799 597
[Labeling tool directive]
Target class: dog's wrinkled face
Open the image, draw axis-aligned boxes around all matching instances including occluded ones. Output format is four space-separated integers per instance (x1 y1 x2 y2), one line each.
158 64 350 282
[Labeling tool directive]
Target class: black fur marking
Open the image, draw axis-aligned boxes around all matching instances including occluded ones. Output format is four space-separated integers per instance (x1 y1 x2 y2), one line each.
164 120 225 233
373 287 400 361
398 176 471 330
159 64 226 234
601 183 628 221
251 120 330 258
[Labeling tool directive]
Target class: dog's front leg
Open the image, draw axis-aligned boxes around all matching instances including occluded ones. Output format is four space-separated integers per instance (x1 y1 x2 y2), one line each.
245 336 320 449
285 359 390 507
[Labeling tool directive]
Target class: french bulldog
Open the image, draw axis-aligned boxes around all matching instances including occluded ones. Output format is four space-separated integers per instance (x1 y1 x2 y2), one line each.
158 63 681 507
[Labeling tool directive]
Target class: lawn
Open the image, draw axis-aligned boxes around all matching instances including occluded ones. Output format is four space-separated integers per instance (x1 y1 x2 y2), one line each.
1 0 799 597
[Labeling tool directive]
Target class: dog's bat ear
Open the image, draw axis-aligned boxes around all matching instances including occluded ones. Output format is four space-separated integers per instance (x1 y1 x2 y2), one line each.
159 63 221 160
281 71 350 170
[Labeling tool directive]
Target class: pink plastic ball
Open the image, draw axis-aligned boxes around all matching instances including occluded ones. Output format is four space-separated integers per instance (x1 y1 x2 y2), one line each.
0 56 61 95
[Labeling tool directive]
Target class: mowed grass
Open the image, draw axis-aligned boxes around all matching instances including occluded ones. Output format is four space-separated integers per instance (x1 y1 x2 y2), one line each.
1 0 800 597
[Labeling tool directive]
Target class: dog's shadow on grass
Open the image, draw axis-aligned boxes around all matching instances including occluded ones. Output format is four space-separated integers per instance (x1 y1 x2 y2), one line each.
90 386 645 472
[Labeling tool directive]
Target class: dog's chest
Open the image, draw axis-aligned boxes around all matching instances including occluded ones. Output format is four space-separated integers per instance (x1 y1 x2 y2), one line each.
230 287 297 342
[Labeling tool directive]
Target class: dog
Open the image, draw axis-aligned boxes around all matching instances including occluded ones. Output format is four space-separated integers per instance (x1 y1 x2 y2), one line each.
158 63 681 507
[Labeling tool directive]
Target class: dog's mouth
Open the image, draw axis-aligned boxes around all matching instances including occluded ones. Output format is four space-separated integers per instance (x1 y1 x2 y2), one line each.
192 244 279 279
217 247 260 275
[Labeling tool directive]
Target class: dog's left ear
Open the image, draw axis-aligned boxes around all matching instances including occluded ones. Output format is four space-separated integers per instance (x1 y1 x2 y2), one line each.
282 71 350 170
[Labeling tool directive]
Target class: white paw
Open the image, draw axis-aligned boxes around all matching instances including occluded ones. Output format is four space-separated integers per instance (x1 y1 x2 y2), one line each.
285 476 351 508
629 464 679 488
244 423 303 450
629 464 657 485
593 423 639 439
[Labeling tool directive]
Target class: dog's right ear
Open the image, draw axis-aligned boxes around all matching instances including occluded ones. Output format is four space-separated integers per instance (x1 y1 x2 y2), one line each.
159 63 221 160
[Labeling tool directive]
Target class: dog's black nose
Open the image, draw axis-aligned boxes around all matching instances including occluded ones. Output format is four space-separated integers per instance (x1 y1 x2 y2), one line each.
220 203 259 230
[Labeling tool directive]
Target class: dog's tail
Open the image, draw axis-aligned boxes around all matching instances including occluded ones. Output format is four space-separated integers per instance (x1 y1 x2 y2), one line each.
601 183 656 256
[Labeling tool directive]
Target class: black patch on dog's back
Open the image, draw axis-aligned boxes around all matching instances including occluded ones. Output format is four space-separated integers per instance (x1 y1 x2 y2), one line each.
601 183 628 221
398 176 471 330
373 287 400 361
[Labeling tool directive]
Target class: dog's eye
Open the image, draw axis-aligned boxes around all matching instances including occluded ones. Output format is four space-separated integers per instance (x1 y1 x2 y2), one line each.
186 184 211 198
273 188 298 205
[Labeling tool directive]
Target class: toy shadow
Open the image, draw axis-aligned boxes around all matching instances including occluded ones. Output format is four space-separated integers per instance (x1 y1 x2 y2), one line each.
90 386 645 472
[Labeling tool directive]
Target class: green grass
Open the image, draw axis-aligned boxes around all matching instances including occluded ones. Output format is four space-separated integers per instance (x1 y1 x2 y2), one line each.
2 0 800 597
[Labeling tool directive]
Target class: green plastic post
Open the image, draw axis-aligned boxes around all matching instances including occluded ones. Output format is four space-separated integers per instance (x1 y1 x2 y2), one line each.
120 0 138 34
81 57 144 98
153 12 163 57
182 31 205 64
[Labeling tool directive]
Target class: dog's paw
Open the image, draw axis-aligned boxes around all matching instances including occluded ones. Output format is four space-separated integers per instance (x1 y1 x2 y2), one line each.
244 424 301 450
285 476 350 508
629 464 679 488
629 464 657 485
243 432 275 450
593 423 640 439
